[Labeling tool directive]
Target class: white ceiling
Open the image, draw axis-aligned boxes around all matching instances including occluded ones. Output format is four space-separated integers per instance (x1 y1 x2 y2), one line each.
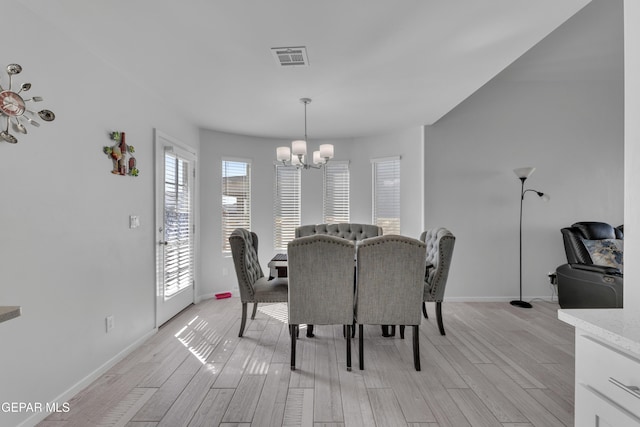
20 0 591 139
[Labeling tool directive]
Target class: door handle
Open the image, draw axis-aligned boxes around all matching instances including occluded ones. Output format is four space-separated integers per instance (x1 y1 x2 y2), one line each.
158 241 168 246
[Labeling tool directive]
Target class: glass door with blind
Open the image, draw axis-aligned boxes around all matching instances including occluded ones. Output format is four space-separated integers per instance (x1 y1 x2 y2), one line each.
155 130 196 327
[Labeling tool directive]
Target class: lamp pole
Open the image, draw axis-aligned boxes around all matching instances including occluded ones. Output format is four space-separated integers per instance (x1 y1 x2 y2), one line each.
511 177 533 308
511 166 549 308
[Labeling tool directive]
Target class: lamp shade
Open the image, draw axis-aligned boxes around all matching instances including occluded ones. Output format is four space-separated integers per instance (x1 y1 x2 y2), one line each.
514 167 535 179
312 151 322 165
292 140 307 156
276 146 291 162
319 144 334 159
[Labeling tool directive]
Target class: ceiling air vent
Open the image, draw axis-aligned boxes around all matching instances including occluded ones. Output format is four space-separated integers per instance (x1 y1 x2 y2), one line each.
271 46 309 67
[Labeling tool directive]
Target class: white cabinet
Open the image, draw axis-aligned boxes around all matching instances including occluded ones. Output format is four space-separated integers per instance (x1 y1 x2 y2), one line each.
575 333 640 426
558 309 640 426
576 383 639 426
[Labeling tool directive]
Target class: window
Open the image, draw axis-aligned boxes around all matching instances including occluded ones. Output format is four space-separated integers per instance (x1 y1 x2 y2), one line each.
222 159 251 253
323 161 350 224
372 157 400 235
274 164 301 251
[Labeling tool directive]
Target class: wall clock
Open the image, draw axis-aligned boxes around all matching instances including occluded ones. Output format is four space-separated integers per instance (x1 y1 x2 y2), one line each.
0 63 55 144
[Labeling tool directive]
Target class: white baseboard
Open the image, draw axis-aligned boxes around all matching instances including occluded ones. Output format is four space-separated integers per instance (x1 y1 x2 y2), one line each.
196 291 235 303
196 294 556 304
17 328 157 427
442 296 557 303
197 292 218 302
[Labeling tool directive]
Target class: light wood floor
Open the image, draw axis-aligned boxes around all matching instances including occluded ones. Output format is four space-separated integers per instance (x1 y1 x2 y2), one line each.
38 298 575 427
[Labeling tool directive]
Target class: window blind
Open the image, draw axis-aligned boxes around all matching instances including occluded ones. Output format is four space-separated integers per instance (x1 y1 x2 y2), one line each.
222 160 251 253
323 161 350 224
372 157 401 235
164 152 194 297
274 164 301 251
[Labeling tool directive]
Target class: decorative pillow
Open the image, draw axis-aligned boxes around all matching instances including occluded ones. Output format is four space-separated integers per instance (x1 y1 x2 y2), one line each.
582 239 623 272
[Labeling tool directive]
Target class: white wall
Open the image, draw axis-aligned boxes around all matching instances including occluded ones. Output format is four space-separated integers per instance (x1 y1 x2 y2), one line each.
624 0 640 309
0 3 199 426
350 127 425 239
424 0 624 301
199 126 424 296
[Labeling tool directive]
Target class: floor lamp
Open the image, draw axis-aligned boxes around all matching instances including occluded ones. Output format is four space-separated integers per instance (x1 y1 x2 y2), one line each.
512 167 550 308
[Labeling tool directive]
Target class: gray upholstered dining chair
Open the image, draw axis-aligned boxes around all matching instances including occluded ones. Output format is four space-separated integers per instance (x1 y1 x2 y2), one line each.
355 235 426 371
420 228 456 336
295 223 382 338
229 228 288 337
287 234 356 371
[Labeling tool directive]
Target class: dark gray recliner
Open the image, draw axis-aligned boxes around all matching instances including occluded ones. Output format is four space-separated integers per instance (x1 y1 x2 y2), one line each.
556 222 623 308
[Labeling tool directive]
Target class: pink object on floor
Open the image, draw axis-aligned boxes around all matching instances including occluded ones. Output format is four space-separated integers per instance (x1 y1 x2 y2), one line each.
215 292 232 299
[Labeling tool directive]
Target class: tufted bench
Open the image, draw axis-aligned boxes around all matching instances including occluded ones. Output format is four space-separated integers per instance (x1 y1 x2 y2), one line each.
295 223 382 241
270 224 382 280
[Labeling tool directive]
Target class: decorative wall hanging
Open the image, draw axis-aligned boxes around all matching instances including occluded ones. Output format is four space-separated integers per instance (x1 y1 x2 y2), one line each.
0 63 56 144
103 132 139 176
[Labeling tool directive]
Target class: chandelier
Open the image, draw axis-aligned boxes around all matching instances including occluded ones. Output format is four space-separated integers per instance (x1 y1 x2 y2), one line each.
0 63 55 144
276 98 334 169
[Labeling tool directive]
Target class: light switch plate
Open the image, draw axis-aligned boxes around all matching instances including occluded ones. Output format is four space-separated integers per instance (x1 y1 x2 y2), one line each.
106 315 114 332
129 215 140 229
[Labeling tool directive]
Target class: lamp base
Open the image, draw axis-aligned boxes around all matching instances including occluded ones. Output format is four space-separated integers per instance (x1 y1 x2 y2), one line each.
510 300 532 309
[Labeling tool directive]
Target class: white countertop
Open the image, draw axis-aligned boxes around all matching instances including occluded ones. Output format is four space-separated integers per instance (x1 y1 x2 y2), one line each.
558 308 640 357
0 306 21 324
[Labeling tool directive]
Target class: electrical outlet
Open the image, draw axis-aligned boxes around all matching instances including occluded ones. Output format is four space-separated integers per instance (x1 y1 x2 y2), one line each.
106 315 114 333
222 267 228 276
129 215 140 229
